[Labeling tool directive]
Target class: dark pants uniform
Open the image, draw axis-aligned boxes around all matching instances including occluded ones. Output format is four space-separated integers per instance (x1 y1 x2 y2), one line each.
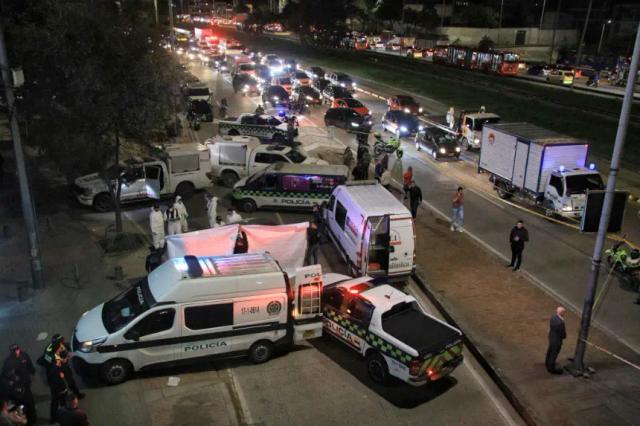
47 366 67 423
545 339 563 373
510 243 524 269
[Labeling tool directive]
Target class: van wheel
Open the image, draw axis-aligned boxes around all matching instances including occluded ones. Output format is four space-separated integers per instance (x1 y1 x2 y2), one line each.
221 171 240 188
240 198 257 213
101 359 132 385
175 182 195 199
93 193 114 212
228 129 240 136
248 341 274 364
495 182 512 200
461 138 470 150
366 352 389 385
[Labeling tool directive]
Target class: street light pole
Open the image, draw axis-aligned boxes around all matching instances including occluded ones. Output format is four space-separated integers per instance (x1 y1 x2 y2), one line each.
0 23 45 290
597 20 612 56
441 0 445 27
548 0 562 63
569 22 640 376
153 0 158 25
539 0 547 29
575 0 593 68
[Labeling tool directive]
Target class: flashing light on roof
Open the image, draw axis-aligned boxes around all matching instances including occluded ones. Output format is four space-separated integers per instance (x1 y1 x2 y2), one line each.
559 165 566 173
589 163 596 170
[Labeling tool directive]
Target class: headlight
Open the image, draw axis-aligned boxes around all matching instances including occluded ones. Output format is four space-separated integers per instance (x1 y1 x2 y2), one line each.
474 138 480 143
340 83 346 87
367 121 372 125
352 82 356 87
418 125 424 131
404 108 410 113
79 336 107 353
439 147 446 154
351 122 360 127
419 107 423 113
221 66 227 70
562 205 573 212
273 96 279 100
455 147 461 152
306 96 313 100
243 85 249 92
400 126 408 132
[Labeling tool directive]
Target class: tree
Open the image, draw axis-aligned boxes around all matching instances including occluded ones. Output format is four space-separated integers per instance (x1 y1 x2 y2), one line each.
7 0 178 234
478 35 495 51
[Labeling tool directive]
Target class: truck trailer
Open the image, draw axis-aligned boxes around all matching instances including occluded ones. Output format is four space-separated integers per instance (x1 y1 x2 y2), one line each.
478 122 604 218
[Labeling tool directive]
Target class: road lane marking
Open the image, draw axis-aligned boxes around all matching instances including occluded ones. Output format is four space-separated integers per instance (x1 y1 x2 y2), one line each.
225 365 254 426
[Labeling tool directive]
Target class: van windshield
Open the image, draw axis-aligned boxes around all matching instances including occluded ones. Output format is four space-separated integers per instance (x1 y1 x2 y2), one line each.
102 278 156 333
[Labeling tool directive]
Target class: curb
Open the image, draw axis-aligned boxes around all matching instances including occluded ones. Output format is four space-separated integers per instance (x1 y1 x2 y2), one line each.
411 267 537 426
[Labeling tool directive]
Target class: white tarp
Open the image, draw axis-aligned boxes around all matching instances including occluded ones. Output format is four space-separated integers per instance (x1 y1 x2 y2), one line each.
164 223 309 274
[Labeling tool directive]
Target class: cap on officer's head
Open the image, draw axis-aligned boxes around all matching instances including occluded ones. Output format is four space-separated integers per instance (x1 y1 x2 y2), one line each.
52 334 64 345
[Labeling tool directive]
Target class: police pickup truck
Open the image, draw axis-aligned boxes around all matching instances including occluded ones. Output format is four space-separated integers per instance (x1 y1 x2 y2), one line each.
322 275 464 386
218 113 296 144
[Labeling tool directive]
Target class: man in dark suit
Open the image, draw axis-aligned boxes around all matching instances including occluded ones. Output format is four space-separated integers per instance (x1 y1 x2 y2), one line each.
545 306 567 374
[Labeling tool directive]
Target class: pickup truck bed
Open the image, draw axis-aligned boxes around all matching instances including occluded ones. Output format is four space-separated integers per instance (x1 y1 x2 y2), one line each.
382 304 460 355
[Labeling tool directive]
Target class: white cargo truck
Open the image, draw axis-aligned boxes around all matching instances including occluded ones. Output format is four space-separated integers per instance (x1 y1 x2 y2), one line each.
479 123 604 218
207 135 328 187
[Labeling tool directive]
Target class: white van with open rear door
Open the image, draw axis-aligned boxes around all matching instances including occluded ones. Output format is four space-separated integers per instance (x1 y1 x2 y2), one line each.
324 182 415 281
71 253 323 385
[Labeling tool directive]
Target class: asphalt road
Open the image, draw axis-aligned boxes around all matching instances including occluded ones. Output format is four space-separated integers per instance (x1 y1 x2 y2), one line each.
177 56 640 356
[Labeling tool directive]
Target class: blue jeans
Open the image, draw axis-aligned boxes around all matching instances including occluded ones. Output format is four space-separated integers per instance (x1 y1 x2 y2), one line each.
452 206 464 229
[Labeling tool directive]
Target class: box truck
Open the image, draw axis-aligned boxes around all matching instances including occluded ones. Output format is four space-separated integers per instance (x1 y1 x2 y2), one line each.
478 122 604 218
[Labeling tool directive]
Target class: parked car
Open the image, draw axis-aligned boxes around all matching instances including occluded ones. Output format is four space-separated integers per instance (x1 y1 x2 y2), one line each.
415 127 461 160
322 84 354 104
332 98 370 116
381 110 422 137
387 95 423 115
324 107 372 132
527 64 551 77
254 64 271 83
292 85 322 105
307 66 325 79
187 100 213 122
547 68 574 85
233 74 260 96
261 85 290 107
325 72 356 92
272 76 293 93
312 78 331 93
292 71 311 86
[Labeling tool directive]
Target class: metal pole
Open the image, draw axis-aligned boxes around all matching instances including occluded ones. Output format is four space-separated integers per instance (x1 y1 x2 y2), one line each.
0 23 45 289
168 0 174 44
441 0 445 27
569 22 640 375
575 0 593 68
548 0 562 64
597 20 611 56
539 0 547 29
153 0 159 25
498 0 504 45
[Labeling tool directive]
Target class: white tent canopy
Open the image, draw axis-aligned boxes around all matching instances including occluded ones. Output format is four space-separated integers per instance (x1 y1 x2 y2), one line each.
165 222 309 274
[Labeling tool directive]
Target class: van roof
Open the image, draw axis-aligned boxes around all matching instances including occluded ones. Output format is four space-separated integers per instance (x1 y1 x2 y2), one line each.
337 182 411 216
149 253 284 303
269 163 349 176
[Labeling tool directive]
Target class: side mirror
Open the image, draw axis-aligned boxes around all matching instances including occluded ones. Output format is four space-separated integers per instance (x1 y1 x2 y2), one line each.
125 329 140 342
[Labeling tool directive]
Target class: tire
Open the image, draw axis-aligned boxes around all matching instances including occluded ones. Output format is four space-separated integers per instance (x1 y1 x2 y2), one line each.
248 340 274 364
100 359 132 385
461 138 470 151
228 129 240 136
366 352 389 385
240 198 257 213
374 144 383 156
495 182 512 200
175 182 195 199
221 171 240 188
93 193 114 212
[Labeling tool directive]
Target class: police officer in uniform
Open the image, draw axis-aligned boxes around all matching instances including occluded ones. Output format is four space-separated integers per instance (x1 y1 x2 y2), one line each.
2 344 36 425
41 335 83 398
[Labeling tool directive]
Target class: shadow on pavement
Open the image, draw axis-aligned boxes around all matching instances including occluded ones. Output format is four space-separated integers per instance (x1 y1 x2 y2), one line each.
311 336 457 409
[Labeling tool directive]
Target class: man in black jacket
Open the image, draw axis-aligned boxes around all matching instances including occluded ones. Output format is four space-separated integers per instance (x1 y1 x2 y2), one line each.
408 181 423 219
2 344 36 425
545 306 567 374
508 220 529 271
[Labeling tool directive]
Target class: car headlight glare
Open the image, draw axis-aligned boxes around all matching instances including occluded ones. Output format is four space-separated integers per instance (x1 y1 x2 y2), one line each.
79 336 107 353
562 205 573 212
352 82 356 87
340 83 346 87
351 122 360 127
455 147 461 152
306 96 313 100
404 108 410 113
418 125 424 131
474 138 480 143
419 107 423 113
400 126 408 132
273 96 279 100
439 147 446 154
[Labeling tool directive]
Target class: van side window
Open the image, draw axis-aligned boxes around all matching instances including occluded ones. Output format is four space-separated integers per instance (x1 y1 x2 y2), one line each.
131 308 175 337
335 201 347 230
185 303 233 330
549 175 564 196
282 175 310 192
347 298 374 326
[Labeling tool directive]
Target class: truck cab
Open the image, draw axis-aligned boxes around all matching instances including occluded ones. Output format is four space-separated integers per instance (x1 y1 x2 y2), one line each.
460 112 500 150
544 168 604 218
73 144 210 212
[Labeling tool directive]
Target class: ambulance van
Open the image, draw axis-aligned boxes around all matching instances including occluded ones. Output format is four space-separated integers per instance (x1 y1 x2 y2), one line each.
324 182 415 281
72 253 323 385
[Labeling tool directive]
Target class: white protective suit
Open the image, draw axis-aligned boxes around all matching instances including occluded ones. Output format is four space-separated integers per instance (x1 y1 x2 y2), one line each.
446 107 455 129
175 196 189 233
225 210 243 224
149 208 165 249
166 205 182 235
206 196 219 228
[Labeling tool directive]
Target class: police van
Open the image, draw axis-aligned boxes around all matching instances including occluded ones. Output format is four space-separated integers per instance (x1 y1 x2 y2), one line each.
324 182 415 281
322 274 464 386
232 163 349 213
72 253 323 385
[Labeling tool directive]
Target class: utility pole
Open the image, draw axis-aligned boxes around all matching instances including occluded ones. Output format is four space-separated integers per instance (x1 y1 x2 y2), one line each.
539 0 547 29
548 0 562 64
569 23 640 376
575 0 593 68
441 0 445 27
153 0 159 25
0 23 45 289
597 20 612 56
498 0 504 45
168 0 175 46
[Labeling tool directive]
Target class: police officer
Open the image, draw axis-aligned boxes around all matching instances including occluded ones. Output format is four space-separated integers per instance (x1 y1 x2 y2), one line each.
46 358 68 424
2 344 36 425
41 335 83 398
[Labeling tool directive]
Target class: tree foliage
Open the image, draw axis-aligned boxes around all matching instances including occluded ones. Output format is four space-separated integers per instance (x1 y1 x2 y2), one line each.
478 35 495 51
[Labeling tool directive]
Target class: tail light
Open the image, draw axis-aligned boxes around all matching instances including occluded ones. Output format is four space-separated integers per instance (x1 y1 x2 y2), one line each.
409 359 421 376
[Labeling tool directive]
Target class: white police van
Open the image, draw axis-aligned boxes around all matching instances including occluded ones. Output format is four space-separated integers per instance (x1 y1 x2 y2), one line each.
72 253 323 385
232 163 349 213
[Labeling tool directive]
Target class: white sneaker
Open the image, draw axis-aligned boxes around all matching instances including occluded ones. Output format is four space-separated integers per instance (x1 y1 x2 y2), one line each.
450 225 455 231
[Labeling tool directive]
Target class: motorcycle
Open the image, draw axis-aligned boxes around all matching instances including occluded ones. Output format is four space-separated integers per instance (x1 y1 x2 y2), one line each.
586 76 599 88
604 238 640 289
373 134 403 159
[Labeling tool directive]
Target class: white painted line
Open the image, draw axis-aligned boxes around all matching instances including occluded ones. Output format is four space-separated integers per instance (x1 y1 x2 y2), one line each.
275 212 284 225
226 367 254 426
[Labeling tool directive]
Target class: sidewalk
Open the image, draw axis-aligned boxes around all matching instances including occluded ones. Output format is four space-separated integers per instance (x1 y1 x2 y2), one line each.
408 196 640 425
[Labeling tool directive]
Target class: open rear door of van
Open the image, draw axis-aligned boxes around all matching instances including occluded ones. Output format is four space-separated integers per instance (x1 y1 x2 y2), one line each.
291 265 324 342
388 216 415 278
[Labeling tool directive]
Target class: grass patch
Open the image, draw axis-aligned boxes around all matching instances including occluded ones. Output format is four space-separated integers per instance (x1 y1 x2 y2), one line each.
228 30 640 167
